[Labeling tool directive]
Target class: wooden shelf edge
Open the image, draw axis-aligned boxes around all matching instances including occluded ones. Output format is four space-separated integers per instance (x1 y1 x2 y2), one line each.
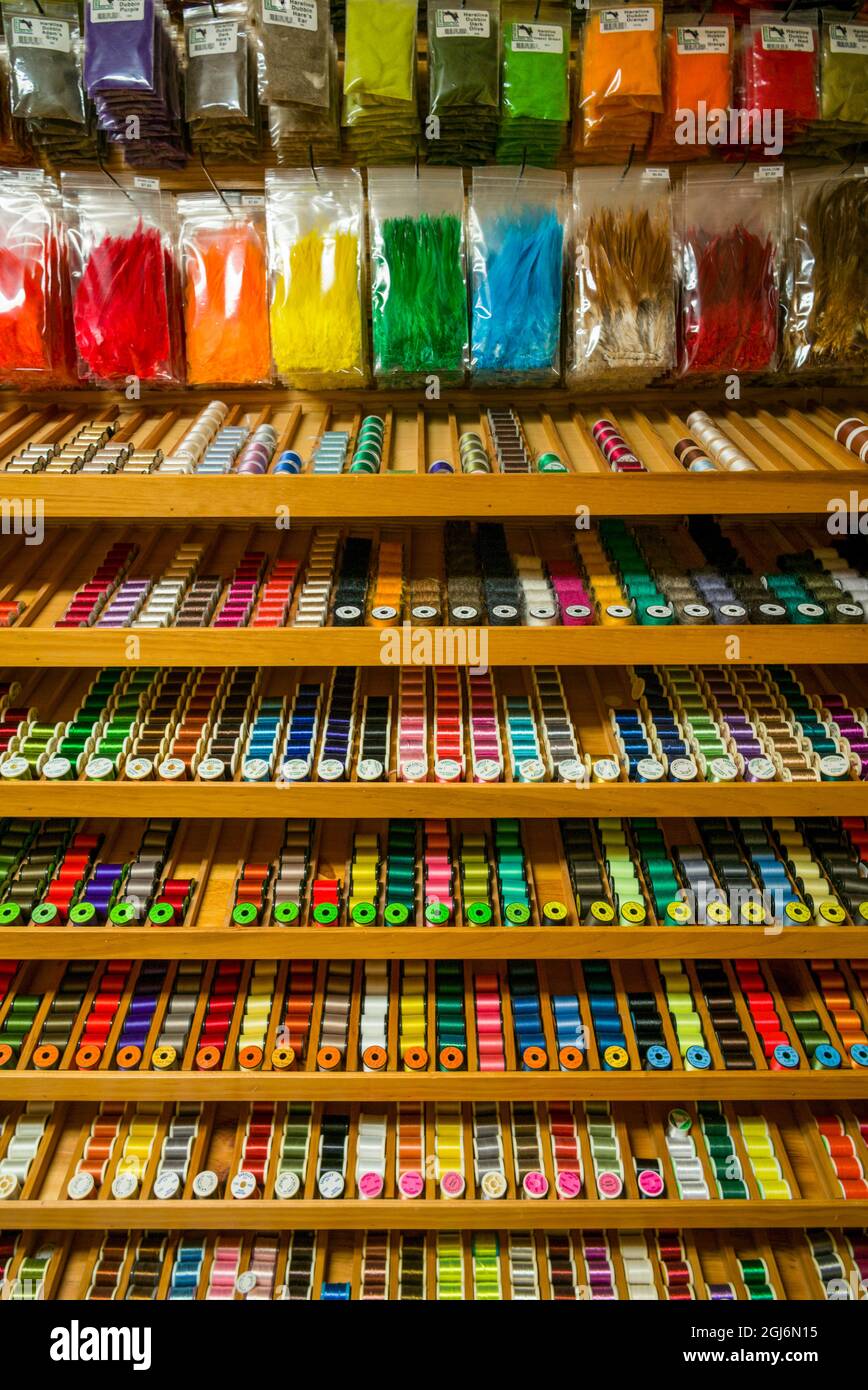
3 783 867 816
2 626 865 667
8 1199 866 1232
0 927 864 960
3 472 864 521
1 1072 864 1101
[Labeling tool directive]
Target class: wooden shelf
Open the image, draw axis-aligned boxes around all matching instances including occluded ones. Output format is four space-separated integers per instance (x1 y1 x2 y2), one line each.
3 625 865 668
3 1072 865 1102
3 782 867 817
1 927 864 961
4 471 862 521
6 1199 865 1233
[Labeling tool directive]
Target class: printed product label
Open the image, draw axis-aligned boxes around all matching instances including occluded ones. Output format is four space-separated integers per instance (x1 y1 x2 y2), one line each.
829 23 868 53
600 7 655 32
263 0 318 30
188 19 238 56
89 0 145 23
435 8 490 38
511 22 563 52
10 16 71 52
760 24 814 52
676 25 729 53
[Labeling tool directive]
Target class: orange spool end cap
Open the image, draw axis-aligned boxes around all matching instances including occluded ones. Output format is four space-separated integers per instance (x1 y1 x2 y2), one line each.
32 1044 60 1070
558 1045 584 1071
523 1045 548 1070
74 1043 102 1071
439 1045 464 1071
238 1044 264 1071
362 1044 388 1071
402 1045 428 1070
115 1045 142 1071
316 1045 342 1070
195 1045 221 1071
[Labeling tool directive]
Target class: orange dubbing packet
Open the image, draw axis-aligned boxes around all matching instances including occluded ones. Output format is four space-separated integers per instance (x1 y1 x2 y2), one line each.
184 218 271 386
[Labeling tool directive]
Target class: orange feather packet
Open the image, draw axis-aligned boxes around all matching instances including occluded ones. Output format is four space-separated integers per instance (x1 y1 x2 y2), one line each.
0 170 74 387
178 193 272 387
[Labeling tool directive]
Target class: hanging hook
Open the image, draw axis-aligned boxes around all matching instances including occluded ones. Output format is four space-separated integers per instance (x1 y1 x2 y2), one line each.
730 156 748 180
415 146 421 180
308 143 321 188
782 0 797 21
534 0 541 17
200 153 233 214
621 144 636 180
98 155 135 203
32 0 45 13
210 0 218 14
513 146 528 196
697 0 712 26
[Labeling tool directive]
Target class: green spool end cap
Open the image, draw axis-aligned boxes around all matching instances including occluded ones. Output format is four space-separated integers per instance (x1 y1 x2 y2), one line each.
69 902 98 925
0 903 22 925
313 903 339 925
232 903 260 926
384 903 410 925
273 901 300 924
505 903 531 925
148 902 175 925
31 902 59 925
466 902 493 925
109 902 137 926
351 902 377 925
425 902 451 925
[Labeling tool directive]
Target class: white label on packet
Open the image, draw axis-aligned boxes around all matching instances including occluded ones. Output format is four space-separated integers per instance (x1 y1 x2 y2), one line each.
133 176 160 190
676 25 729 54
511 22 563 52
829 23 868 54
16 169 46 184
435 8 490 38
89 0 145 23
263 0 318 30
10 17 71 52
600 7 655 32
754 164 784 180
644 166 669 179
760 23 813 52
188 19 238 57
241 194 265 206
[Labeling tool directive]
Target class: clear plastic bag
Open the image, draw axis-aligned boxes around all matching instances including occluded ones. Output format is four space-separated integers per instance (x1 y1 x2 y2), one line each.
649 13 734 162
469 166 567 386
185 2 260 162
570 167 675 390
178 192 272 388
741 9 819 133
677 165 783 379
575 0 663 160
62 171 182 385
6 1 86 125
0 169 74 387
497 0 570 166
820 13 868 129
265 166 366 389
254 0 331 109
426 0 500 163
782 167 868 377
341 0 420 162
368 165 468 387
84 0 185 169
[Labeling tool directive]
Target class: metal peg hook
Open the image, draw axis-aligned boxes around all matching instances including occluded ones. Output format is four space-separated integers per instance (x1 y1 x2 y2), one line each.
308 143 321 188
200 153 233 214
98 156 135 203
621 144 636 180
